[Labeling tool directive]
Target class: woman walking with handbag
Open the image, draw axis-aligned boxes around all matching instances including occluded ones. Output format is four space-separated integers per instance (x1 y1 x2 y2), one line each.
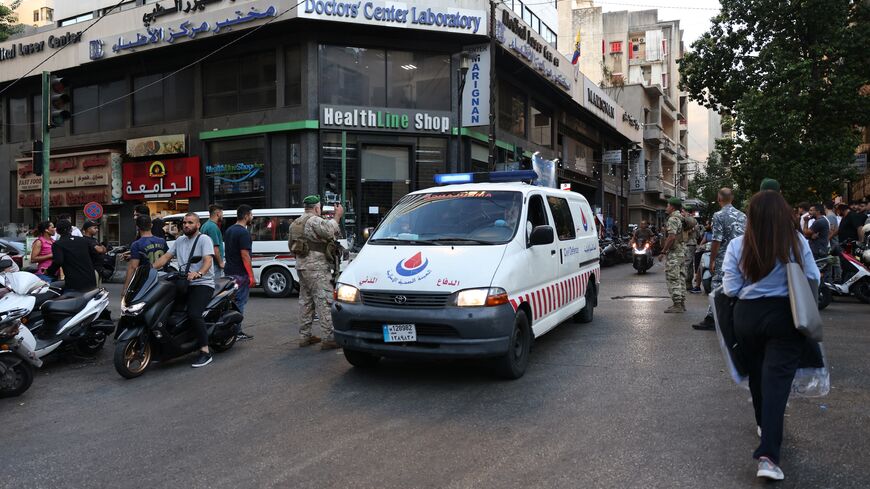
722 190 820 481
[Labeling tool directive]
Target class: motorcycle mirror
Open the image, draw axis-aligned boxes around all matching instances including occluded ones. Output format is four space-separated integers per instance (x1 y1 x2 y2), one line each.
0 258 12 271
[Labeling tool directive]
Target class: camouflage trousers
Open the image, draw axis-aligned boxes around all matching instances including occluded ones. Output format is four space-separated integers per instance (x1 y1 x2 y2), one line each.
666 246 687 303
705 254 726 318
684 245 697 289
298 268 334 340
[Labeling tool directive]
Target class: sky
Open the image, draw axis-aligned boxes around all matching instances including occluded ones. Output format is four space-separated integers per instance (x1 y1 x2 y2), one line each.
598 0 722 162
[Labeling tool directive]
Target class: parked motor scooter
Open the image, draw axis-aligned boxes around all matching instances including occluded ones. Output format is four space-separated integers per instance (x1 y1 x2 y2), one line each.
815 256 835 310
0 258 114 358
113 262 243 379
0 303 42 398
699 244 712 293
632 239 654 274
829 241 870 304
600 239 619 267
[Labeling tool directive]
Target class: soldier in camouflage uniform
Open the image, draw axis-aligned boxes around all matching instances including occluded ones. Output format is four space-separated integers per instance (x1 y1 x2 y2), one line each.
693 188 746 330
291 195 344 349
658 198 687 313
682 206 699 291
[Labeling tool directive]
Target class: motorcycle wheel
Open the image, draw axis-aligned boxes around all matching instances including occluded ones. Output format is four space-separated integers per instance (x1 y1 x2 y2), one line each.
114 336 152 379
855 278 870 304
0 361 34 398
210 332 237 353
818 287 832 310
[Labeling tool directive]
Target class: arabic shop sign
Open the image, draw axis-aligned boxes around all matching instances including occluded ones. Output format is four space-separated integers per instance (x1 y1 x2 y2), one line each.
90 3 276 60
0 32 83 63
298 0 486 35
495 6 571 93
142 0 227 27
321 105 453 134
16 153 114 209
123 157 202 200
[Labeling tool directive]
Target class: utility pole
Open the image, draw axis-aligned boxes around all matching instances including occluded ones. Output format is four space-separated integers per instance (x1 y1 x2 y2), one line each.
487 0 497 170
40 72 51 220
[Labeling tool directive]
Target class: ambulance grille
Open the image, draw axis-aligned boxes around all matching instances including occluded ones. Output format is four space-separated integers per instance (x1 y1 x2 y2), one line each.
360 291 451 308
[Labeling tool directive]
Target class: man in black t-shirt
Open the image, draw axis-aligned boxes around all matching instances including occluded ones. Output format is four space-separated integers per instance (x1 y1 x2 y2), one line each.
802 204 830 258
81 220 107 285
46 220 98 292
837 204 865 243
223 204 256 341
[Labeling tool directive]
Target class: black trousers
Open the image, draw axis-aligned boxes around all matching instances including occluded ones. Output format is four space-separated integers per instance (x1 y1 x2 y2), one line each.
186 285 214 349
734 297 805 465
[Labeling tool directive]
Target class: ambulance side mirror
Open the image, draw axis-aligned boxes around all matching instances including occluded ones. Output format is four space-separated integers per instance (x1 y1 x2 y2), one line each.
529 226 555 247
362 227 373 242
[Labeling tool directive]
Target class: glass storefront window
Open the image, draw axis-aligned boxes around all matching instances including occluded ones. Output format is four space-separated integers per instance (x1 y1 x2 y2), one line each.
416 137 447 189
7 97 27 142
203 51 276 116
72 80 126 134
320 46 451 110
285 45 302 106
530 102 552 148
387 51 450 110
499 80 526 138
207 138 267 209
133 70 194 126
319 46 386 107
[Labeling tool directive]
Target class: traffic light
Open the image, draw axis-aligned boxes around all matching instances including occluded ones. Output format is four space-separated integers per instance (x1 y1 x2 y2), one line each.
32 140 44 176
48 75 71 129
324 171 339 194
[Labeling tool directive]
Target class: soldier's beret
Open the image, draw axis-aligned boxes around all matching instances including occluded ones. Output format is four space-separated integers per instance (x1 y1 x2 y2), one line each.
303 195 321 205
760 178 781 191
667 197 682 206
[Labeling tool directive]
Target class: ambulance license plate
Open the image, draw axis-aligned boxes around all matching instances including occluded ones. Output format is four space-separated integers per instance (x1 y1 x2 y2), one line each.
383 324 417 342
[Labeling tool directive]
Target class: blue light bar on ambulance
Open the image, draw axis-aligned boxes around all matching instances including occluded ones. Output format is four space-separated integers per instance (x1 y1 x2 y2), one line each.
434 170 538 185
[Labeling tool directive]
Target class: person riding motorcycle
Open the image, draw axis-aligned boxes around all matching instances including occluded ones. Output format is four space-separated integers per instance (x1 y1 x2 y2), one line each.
630 220 655 248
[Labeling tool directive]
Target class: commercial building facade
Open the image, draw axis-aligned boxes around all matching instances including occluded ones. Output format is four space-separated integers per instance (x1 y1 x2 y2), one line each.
1 0 638 244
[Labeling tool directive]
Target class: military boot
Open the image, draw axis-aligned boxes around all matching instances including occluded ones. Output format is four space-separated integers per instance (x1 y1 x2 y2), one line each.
298 335 321 347
320 338 340 351
664 302 685 313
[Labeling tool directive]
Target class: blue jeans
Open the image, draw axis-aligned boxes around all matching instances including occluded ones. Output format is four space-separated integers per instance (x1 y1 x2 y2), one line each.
229 275 250 314
37 273 56 283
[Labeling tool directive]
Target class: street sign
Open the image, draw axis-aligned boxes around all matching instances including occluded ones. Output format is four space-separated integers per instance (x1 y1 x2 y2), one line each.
84 201 103 220
560 183 572 191
603 150 622 166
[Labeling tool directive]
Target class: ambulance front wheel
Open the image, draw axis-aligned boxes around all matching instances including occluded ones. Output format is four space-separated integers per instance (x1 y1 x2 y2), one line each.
493 310 531 380
575 283 596 324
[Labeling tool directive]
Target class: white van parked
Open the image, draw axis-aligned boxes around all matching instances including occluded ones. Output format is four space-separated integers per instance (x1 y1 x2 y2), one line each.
331 174 600 379
164 207 345 298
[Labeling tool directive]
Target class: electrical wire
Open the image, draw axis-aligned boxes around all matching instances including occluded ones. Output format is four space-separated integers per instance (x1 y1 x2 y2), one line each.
0 0 129 98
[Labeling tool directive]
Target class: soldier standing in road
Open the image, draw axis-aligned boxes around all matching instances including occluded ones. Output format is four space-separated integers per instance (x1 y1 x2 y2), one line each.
693 188 746 330
290 195 344 350
682 206 699 292
658 198 687 313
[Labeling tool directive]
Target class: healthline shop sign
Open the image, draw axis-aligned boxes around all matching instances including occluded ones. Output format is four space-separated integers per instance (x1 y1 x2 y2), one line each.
321 106 453 134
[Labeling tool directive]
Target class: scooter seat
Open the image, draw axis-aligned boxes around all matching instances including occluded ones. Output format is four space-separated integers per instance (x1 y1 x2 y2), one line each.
213 277 234 296
42 289 100 316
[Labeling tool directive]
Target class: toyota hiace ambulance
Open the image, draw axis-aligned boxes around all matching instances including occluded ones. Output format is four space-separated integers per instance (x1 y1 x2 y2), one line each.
331 171 600 379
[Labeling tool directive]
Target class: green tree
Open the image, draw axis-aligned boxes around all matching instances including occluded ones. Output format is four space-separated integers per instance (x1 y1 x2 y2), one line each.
0 1 22 42
689 138 747 219
680 0 870 204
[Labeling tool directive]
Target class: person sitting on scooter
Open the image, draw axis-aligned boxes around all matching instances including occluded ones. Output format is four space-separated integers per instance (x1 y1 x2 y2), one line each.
45 220 99 293
151 213 216 369
630 220 654 248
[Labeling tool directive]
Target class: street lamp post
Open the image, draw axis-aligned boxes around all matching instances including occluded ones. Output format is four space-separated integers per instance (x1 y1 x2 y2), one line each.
456 52 471 172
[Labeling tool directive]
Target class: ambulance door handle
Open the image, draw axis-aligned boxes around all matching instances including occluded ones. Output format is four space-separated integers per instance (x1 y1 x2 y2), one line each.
551 250 556 256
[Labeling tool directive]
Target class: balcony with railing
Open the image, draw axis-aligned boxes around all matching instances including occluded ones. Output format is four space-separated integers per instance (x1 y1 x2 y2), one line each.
644 123 663 142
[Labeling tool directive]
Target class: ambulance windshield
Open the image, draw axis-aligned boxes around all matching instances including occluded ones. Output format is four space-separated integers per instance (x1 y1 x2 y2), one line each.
369 191 522 245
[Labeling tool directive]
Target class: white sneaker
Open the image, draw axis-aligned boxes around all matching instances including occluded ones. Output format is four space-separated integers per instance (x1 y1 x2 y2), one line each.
757 457 784 480
757 426 762 438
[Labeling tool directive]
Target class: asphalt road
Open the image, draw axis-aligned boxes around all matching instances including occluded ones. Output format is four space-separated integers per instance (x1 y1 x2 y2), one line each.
2 263 868 488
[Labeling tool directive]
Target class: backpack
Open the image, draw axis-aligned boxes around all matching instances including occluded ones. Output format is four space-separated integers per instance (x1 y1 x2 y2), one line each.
288 214 315 257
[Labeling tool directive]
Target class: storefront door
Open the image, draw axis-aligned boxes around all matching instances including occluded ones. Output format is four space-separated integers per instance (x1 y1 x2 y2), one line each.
358 145 411 231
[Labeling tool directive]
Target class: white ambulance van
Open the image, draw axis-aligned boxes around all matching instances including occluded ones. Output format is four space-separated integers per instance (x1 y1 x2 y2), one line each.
331 172 600 379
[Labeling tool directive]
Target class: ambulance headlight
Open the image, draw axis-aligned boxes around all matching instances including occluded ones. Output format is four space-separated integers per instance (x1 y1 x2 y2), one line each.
452 287 509 307
334 284 360 303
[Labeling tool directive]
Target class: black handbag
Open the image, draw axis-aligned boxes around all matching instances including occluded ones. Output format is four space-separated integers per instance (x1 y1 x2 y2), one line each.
712 288 749 377
173 234 202 296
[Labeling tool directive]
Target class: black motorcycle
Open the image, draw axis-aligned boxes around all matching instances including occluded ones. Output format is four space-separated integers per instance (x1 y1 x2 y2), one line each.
98 245 128 282
113 262 243 379
600 239 619 267
632 239 654 274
